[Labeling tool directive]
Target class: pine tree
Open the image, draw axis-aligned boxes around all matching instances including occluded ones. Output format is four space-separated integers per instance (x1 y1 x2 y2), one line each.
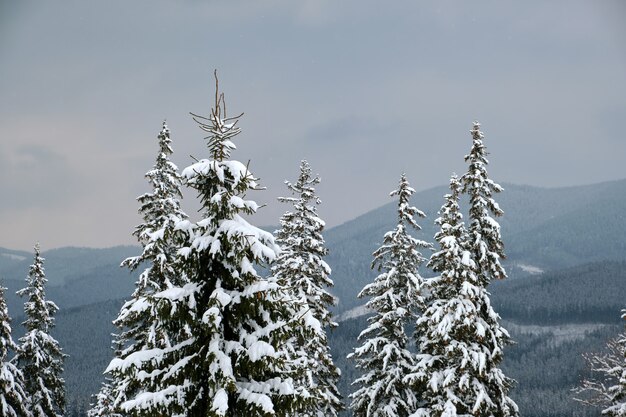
272 160 342 416
126 74 302 416
411 121 518 417
575 309 626 416
349 174 431 417
0 285 30 417
103 121 191 415
407 174 518 417
16 244 66 417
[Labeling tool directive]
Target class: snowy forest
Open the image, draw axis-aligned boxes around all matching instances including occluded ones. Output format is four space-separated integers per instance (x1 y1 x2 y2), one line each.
0 77 625 417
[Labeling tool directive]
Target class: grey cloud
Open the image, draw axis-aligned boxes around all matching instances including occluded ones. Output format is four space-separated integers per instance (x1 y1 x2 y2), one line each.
0 145 84 212
0 0 624 250
304 117 408 144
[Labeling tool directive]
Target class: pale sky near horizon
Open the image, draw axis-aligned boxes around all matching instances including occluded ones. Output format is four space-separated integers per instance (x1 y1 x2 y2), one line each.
1 0 625 251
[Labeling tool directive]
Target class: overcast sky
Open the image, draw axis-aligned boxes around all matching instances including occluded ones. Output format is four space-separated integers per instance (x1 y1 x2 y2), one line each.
1 0 625 251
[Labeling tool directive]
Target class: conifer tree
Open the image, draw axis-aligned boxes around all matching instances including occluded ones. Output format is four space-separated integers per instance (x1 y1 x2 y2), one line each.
409 121 518 417
349 174 431 417
272 160 342 416
119 74 302 416
575 309 626 416
407 174 518 416
16 244 66 417
87 380 122 417
103 121 191 415
0 285 30 417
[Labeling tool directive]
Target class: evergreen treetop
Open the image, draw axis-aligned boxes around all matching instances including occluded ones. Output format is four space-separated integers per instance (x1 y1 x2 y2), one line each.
19 244 57 333
274 159 335 328
461 121 506 282
122 120 188 286
369 173 431 312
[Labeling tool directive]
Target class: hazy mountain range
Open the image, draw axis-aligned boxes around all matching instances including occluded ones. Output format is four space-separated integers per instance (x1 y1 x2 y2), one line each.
1 178 625 416
326 178 626 313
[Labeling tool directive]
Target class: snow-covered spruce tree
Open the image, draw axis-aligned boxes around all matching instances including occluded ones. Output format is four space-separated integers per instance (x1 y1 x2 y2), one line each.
348 174 431 417
574 309 626 416
460 122 506 282
145 76 301 416
16 244 66 417
272 160 342 416
103 121 192 416
406 174 518 417
427 121 517 417
0 285 30 417
87 379 122 417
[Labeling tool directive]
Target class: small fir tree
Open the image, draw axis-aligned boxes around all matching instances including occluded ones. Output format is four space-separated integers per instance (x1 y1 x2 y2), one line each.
0 285 30 417
16 244 66 417
407 174 518 416
575 309 626 416
104 121 191 415
272 160 342 416
349 174 431 417
129 74 302 416
87 380 122 417
89 339 124 417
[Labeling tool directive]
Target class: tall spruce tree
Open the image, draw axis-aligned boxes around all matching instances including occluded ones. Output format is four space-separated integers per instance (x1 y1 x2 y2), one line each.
272 160 342 417
349 174 431 417
103 121 191 415
407 174 518 416
575 309 626 416
16 244 66 417
127 74 303 416
0 285 30 417
425 121 517 416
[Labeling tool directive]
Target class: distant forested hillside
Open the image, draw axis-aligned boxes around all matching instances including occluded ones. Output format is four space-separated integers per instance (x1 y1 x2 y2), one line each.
0 246 138 286
491 261 626 324
0 259 138 321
